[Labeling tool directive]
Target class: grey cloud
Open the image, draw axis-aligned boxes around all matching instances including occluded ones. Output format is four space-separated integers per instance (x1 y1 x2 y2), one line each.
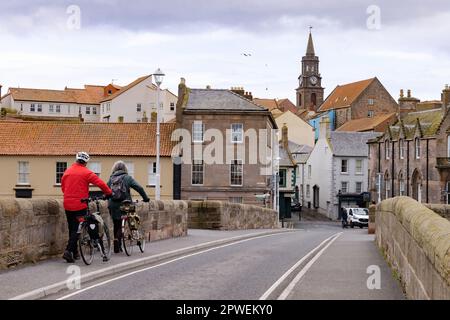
1 0 449 33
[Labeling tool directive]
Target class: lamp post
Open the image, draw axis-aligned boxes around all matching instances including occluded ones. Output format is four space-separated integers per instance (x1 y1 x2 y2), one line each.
154 68 165 200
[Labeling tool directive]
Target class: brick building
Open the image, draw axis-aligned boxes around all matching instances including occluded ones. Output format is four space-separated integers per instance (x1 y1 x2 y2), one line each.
368 86 450 204
318 77 398 129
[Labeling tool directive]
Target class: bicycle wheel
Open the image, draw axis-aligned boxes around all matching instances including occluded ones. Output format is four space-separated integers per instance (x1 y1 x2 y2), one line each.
100 224 112 260
122 220 133 256
136 226 146 253
79 225 94 265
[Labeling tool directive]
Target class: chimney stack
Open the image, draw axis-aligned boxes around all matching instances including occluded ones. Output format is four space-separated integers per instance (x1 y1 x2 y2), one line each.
319 116 330 140
398 88 419 117
407 89 411 98
442 84 450 111
282 123 289 149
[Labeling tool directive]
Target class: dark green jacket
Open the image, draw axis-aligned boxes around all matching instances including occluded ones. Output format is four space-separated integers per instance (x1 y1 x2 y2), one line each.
107 170 150 220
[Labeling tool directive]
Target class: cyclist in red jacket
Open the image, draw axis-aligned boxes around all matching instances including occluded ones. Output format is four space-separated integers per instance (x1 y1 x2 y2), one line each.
61 152 112 263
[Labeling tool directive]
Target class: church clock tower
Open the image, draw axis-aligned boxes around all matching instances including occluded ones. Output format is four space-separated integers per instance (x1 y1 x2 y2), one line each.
296 30 324 111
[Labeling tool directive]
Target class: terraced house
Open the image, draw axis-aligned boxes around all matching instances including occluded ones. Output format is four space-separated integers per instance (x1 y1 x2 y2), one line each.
368 85 450 204
0 121 177 200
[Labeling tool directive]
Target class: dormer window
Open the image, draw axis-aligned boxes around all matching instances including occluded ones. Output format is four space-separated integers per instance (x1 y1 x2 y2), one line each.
108 90 112 95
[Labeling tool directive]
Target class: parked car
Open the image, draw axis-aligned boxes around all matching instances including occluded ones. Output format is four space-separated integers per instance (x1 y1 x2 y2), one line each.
345 207 369 228
291 199 302 212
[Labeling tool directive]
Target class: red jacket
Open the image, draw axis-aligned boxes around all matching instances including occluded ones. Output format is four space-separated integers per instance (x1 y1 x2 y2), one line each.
61 162 112 211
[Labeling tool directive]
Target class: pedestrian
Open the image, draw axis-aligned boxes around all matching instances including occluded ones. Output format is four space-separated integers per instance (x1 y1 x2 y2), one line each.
341 207 348 228
107 161 150 254
61 152 112 263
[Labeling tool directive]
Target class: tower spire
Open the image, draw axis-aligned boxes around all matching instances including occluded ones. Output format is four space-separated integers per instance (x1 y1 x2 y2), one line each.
306 27 315 56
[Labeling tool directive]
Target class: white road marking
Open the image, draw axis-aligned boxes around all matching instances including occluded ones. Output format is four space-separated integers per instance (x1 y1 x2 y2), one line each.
259 232 342 300
277 232 342 300
56 232 291 300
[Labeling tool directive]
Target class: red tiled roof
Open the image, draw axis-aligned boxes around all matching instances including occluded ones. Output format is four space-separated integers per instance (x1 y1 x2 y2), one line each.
7 85 107 105
336 113 397 132
319 78 375 112
100 75 151 102
0 122 176 156
277 98 298 113
253 98 279 111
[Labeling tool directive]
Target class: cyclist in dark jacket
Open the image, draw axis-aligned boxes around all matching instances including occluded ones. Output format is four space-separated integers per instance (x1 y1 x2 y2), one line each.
107 161 150 253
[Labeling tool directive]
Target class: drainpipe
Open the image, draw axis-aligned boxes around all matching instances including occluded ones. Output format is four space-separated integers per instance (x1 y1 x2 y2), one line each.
426 139 429 203
378 142 381 203
406 140 410 197
391 141 395 197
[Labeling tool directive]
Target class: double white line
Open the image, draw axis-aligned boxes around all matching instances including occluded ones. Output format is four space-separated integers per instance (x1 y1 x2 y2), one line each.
259 232 342 300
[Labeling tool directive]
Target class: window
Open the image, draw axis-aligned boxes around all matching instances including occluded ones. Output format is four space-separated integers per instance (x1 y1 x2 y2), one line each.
415 138 421 159
170 102 175 111
30 104 35 112
368 98 375 105
399 139 404 159
37 104 42 112
123 162 134 178
20 104 23 112
18 161 30 185
67 105 69 114
368 110 374 118
56 162 67 184
229 197 243 204
192 160 204 185
385 181 391 199
230 160 243 186
306 185 311 198
93 107 97 115
341 159 348 173
102 105 105 113
49 105 54 113
192 121 204 143
279 169 287 188
356 182 363 194
385 140 390 159
137 103 142 112
308 165 312 178
399 177 405 196
447 136 450 158
56 105 61 113
231 123 243 143
88 162 101 177
356 160 363 174
86 106 91 115
148 162 157 186
341 182 348 193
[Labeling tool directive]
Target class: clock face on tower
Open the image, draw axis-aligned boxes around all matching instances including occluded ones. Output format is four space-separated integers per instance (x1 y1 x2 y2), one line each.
310 76 318 86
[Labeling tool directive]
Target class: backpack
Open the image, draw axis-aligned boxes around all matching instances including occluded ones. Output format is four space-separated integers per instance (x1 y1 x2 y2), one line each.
110 174 127 201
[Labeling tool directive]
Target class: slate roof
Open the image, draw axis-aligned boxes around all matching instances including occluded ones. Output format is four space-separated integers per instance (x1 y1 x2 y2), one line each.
186 89 266 111
329 131 381 157
0 121 176 156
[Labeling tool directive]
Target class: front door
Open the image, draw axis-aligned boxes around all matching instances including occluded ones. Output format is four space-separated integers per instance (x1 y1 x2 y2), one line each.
313 185 319 209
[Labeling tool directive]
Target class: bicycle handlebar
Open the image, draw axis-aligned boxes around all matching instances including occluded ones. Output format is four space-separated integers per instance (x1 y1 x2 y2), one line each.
80 196 109 204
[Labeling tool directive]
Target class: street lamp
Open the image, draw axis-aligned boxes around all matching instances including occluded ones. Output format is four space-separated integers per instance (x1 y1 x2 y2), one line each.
154 68 165 200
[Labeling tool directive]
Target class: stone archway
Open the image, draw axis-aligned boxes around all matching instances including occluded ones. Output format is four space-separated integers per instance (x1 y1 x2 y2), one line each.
411 169 423 202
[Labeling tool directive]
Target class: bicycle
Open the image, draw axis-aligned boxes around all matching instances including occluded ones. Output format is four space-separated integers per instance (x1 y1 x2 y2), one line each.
120 199 146 256
77 197 112 265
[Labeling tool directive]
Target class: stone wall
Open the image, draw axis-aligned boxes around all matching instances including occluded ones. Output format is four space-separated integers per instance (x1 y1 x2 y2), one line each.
376 196 450 299
188 201 279 230
423 204 450 221
0 199 188 270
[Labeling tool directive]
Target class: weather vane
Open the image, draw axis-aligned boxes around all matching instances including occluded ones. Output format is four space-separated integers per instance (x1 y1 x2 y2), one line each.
309 25 313 33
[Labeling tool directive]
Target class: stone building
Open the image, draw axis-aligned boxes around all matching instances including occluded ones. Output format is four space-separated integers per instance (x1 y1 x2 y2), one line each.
368 86 450 204
317 77 398 130
304 117 379 219
175 79 278 205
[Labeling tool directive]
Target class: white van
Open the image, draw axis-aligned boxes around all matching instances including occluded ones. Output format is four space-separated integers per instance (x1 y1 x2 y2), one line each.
345 207 369 228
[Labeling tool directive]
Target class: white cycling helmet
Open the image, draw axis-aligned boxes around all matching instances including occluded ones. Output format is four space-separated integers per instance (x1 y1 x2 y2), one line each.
76 151 90 163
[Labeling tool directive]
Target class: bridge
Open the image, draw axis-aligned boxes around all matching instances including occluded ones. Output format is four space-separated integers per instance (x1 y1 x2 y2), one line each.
0 197 448 300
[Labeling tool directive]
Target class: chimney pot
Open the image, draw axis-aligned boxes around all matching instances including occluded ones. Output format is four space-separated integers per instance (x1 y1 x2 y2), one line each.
180 78 186 85
400 89 404 98
407 89 411 98
206 85 211 89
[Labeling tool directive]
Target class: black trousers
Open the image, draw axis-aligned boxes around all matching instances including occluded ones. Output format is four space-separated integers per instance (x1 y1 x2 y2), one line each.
113 218 122 241
65 209 87 253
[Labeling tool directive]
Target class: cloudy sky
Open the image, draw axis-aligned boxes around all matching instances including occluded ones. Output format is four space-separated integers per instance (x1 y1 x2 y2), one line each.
1 0 449 102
